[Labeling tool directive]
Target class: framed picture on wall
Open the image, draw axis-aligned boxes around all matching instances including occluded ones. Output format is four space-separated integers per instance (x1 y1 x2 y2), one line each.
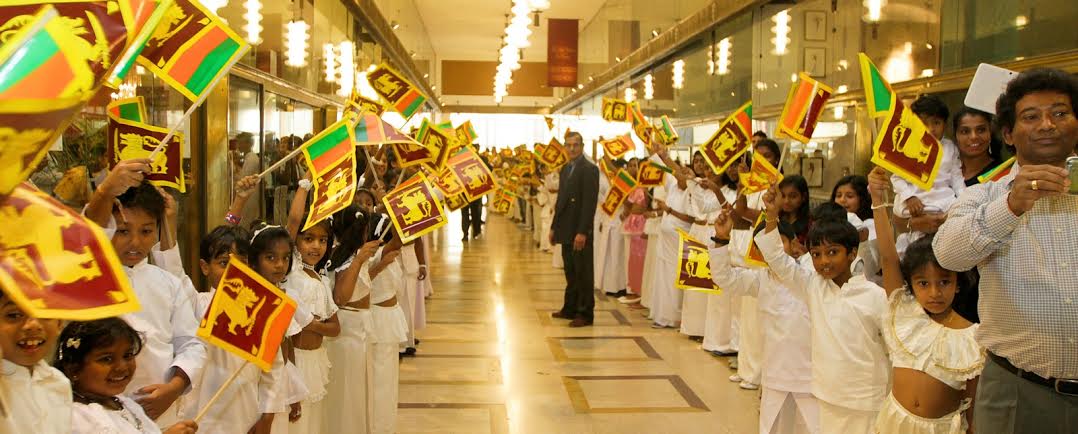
804 47 827 78
804 11 827 41
802 157 824 187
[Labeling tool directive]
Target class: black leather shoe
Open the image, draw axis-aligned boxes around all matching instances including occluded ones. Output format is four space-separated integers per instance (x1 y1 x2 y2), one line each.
569 317 593 327
551 311 571 319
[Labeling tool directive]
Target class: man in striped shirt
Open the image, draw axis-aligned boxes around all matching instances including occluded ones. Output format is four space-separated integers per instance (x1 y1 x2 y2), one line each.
934 68 1078 433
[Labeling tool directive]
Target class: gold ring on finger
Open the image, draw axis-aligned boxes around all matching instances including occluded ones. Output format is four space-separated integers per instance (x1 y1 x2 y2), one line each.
1031 180 1039 191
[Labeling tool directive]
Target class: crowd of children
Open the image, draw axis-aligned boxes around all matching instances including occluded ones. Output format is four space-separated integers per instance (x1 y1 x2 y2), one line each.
1 148 440 434
510 95 1007 434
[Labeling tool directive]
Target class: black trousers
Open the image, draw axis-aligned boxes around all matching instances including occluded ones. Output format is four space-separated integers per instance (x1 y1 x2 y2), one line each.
558 238 595 321
460 200 483 238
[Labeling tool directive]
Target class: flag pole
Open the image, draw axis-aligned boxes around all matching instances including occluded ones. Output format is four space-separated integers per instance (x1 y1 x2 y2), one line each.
194 361 248 422
147 46 251 162
257 145 308 179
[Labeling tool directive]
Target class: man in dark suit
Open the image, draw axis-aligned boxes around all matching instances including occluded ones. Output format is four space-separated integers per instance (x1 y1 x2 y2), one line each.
549 131 600 327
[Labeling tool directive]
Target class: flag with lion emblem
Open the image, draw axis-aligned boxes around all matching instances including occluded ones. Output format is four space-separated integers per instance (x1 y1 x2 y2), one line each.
382 172 447 243
675 229 722 295
106 99 186 192
198 255 297 371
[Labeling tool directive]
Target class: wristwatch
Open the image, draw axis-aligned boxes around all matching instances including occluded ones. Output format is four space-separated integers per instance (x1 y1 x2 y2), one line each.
711 236 729 246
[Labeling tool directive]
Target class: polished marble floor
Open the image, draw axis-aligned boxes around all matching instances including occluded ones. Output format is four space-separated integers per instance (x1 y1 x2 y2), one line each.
398 212 760 434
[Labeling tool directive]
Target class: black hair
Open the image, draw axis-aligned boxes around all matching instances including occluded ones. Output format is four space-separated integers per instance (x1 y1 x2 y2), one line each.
297 216 335 272
691 151 709 177
613 158 627 169
899 235 971 297
754 139 782 166
115 181 165 223
752 219 797 241
753 130 768 139
200 225 252 261
327 204 372 271
777 175 810 236
995 68 1078 134
54 318 143 382
249 223 294 277
806 219 860 251
565 131 583 143
355 188 376 205
911 94 950 123
952 106 1009 157
830 175 872 220
810 202 847 223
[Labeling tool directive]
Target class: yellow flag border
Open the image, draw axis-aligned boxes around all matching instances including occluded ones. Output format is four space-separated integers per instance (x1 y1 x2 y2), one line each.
870 98 944 191
381 171 448 244
743 213 769 268
109 115 187 193
673 228 724 295
777 72 834 144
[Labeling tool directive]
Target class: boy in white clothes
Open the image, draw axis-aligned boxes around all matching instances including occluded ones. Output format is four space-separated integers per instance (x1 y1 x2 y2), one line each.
712 215 819 434
890 95 965 253
84 170 206 428
0 292 70 434
755 186 890 434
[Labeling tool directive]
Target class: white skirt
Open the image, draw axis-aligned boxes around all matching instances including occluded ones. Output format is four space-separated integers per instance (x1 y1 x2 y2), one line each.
323 309 369 434
875 392 968 434
295 347 330 403
369 303 408 344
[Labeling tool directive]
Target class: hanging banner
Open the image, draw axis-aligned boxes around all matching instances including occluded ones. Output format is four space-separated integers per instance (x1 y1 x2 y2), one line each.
547 18 578 88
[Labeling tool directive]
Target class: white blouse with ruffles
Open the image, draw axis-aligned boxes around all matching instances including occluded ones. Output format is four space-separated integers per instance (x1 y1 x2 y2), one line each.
882 289 985 390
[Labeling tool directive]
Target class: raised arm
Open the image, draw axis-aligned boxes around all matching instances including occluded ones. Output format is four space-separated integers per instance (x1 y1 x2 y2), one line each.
757 186 815 287
286 172 312 239
226 175 261 225
710 211 761 297
85 159 151 227
332 241 381 306
868 167 905 295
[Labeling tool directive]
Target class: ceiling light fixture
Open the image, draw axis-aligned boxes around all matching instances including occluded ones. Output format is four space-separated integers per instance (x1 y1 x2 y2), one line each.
284 20 310 67
672 59 685 89
243 0 263 44
864 0 885 23
493 0 537 102
771 9 790 55
337 40 355 97
624 87 636 103
717 37 731 75
323 43 337 83
643 74 654 100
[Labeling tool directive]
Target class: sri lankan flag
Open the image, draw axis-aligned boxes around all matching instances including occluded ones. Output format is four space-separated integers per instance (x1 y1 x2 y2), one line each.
448 147 496 201
977 156 1016 184
343 89 386 117
107 0 176 87
416 119 453 169
199 255 297 371
655 115 678 145
301 117 358 231
538 138 568 168
739 151 783 195
744 214 768 268
600 169 636 217
107 97 147 122
544 116 555 130
0 183 141 320
777 73 833 143
0 6 97 100
455 120 477 148
491 188 515 214
675 229 722 295
700 101 753 175
424 163 465 198
137 0 249 101
601 134 634 159
871 98 944 191
368 63 426 120
106 106 187 192
628 102 652 145
601 97 630 122
858 53 894 119
637 160 672 187
382 171 447 243
444 193 469 211
354 113 418 146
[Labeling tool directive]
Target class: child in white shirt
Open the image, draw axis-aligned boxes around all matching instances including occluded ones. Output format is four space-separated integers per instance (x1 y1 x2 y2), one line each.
712 216 819 434
84 177 206 427
0 292 70 434
756 186 891 434
55 318 197 434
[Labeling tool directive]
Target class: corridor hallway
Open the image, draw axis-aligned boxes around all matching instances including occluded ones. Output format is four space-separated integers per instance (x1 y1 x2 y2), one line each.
398 213 760 433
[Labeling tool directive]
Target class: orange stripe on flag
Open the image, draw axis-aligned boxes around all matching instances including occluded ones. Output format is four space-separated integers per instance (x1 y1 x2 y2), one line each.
782 81 814 131
168 26 229 85
2 52 75 99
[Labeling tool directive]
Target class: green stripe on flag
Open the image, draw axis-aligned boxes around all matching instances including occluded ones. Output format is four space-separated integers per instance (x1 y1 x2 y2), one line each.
307 126 351 159
186 37 241 96
118 104 142 122
0 32 58 93
651 161 673 174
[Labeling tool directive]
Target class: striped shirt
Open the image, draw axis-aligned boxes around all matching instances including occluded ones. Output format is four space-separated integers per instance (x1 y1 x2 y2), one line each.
933 164 1078 379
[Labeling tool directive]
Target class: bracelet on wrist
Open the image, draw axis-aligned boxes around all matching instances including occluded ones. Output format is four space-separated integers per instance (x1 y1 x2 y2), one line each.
871 202 892 210
711 236 730 246
298 179 313 191
225 212 242 225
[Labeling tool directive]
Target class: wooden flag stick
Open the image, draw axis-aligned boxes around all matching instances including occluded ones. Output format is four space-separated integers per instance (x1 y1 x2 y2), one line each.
147 48 250 162
257 145 307 179
194 361 248 422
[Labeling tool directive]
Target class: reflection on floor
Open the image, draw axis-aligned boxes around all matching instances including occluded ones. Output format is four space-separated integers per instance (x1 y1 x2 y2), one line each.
398 213 760 434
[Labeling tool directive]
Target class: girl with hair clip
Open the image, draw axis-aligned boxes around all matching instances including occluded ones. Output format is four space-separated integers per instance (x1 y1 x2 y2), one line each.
56 318 198 434
325 202 383 434
680 151 725 341
282 175 342 434
247 222 311 433
868 168 983 434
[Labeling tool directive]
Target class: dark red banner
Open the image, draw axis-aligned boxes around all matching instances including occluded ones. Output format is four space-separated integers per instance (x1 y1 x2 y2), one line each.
547 18 578 88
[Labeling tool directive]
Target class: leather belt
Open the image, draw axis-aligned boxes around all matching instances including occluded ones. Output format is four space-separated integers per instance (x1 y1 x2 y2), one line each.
989 351 1078 396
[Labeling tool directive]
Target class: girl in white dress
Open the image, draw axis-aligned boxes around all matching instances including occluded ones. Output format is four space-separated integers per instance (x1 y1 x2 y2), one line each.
283 182 342 434
868 168 983 434
326 201 383 434
56 318 197 434
681 152 724 338
646 150 693 328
